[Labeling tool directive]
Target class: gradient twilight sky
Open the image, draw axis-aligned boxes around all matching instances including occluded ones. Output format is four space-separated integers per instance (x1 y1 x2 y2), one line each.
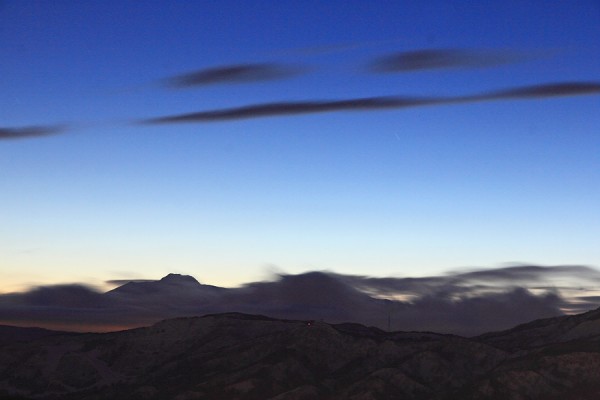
1 1 600 292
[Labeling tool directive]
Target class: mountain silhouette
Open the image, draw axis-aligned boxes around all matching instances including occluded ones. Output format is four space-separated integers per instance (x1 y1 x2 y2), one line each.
2 307 600 399
106 273 226 306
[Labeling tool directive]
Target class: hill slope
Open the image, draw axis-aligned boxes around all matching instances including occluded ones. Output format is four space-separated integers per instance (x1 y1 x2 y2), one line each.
1 310 600 399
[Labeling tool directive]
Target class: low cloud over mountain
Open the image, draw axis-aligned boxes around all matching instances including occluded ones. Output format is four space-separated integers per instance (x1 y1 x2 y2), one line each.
2 265 600 336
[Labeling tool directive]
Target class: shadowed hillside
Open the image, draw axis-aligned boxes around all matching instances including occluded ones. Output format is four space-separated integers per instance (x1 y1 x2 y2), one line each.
2 308 600 399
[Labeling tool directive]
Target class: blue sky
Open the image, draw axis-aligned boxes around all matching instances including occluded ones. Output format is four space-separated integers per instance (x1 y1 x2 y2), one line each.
1 0 600 291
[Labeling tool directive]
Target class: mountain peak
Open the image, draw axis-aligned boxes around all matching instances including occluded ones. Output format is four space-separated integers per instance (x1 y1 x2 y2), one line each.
160 273 200 284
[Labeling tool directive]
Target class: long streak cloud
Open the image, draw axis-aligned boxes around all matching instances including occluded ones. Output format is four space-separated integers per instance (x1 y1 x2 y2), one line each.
141 81 600 124
143 96 443 123
0 125 67 140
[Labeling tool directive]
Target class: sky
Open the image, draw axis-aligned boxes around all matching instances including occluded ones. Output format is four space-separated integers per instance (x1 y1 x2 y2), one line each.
1 1 600 296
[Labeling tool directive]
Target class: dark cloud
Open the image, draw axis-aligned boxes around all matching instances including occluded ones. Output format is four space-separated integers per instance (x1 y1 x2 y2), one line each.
456 264 600 281
21 284 113 308
142 96 445 124
165 63 304 88
474 82 600 100
0 125 66 140
214 272 565 336
141 81 600 124
575 296 600 302
216 272 378 323
398 287 563 335
370 48 522 72
2 265 598 336
0 279 211 332
0 285 126 332
339 265 600 299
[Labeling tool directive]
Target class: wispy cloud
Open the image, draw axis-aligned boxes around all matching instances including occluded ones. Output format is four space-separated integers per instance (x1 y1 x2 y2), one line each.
369 48 525 72
473 82 600 100
164 63 304 88
0 125 67 140
142 96 442 123
339 264 600 298
141 81 600 124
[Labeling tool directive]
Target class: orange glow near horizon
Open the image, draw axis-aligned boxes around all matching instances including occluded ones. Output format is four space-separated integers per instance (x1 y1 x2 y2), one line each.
0 319 152 333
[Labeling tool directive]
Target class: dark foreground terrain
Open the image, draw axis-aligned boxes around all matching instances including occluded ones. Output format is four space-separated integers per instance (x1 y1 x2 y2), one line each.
2 309 600 400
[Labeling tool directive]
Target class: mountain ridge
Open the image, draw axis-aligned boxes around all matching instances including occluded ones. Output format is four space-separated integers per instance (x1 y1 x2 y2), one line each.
2 307 600 399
